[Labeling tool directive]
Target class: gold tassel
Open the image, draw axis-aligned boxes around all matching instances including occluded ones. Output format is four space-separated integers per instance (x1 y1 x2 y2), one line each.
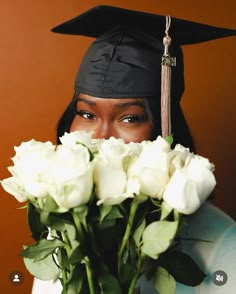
161 16 176 138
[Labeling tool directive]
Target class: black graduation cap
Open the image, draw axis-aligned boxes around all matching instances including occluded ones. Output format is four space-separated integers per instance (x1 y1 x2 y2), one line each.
51 5 236 100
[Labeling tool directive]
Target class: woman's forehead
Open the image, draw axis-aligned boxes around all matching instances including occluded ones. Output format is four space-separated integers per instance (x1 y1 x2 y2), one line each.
77 93 146 108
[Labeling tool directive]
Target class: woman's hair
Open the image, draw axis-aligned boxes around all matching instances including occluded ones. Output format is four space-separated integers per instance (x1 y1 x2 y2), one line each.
56 94 195 152
57 95 78 144
143 97 195 151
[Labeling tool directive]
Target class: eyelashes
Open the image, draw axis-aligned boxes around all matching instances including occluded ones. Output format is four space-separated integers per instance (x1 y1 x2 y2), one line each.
75 110 148 124
120 114 147 123
75 110 96 120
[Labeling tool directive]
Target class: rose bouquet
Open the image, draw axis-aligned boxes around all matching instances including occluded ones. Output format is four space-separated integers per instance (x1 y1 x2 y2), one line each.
1 131 216 294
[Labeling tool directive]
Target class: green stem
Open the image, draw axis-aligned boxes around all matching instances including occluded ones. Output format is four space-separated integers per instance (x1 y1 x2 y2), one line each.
73 211 95 293
72 211 85 242
61 231 72 259
118 199 139 274
61 269 68 294
128 253 144 294
84 257 96 294
60 231 71 293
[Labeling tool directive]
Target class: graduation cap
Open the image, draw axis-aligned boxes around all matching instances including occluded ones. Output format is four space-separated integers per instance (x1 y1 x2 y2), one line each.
52 5 236 136
52 5 236 43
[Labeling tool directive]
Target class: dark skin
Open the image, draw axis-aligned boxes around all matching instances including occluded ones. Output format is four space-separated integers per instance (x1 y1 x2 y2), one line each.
70 93 153 142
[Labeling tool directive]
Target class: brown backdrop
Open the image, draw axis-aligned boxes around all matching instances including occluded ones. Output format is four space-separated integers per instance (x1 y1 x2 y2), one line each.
0 0 235 292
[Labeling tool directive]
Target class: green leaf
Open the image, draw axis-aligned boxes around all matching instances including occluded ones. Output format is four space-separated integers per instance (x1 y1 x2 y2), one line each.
67 243 86 265
160 250 206 286
164 135 174 146
173 209 180 221
64 223 77 247
133 219 146 247
134 194 148 204
97 264 122 294
91 219 123 259
41 195 68 213
42 195 60 212
96 218 116 230
150 198 162 208
99 205 112 223
104 206 123 221
73 205 88 231
56 247 68 270
27 203 48 241
119 239 138 284
23 252 60 280
160 201 173 221
20 239 64 261
28 196 41 208
66 264 87 294
40 211 71 231
17 204 28 209
153 266 176 294
119 259 134 285
141 220 179 259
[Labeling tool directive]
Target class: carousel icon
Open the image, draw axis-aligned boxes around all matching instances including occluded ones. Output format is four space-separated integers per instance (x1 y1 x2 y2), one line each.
212 270 227 286
8 270 24 285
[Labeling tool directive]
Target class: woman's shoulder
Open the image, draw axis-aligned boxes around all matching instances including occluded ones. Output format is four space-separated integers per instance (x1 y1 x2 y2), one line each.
179 202 236 261
177 202 236 293
182 201 235 235
139 202 236 294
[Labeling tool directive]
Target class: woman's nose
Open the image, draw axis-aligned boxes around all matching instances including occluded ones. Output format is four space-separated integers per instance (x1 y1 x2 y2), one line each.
93 122 115 139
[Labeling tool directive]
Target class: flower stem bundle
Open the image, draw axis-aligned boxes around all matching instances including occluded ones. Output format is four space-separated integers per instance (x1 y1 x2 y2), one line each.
1 131 215 293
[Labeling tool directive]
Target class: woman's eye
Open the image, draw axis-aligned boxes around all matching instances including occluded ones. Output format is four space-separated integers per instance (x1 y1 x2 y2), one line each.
121 115 146 123
75 111 96 120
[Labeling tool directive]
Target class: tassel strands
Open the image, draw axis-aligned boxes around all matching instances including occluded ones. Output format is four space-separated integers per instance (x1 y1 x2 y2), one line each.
161 16 176 138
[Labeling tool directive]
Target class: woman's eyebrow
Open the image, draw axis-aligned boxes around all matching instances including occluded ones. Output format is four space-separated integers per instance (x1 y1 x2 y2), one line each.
77 97 145 109
77 97 96 106
115 101 145 109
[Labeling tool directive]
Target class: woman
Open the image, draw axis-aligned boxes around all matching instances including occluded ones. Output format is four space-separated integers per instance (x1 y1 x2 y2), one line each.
32 5 236 294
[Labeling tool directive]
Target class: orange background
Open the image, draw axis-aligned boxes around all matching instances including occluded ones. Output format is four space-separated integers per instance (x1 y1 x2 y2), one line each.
0 0 235 292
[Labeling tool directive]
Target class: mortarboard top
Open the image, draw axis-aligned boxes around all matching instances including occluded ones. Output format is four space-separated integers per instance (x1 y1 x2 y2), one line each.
51 5 236 100
52 5 236 45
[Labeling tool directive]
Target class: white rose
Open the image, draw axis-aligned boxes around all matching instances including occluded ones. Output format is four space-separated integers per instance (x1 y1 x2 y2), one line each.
127 136 171 198
47 144 94 210
59 131 98 153
94 137 136 205
167 144 193 176
2 140 55 199
1 177 28 202
126 142 142 157
163 152 216 214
